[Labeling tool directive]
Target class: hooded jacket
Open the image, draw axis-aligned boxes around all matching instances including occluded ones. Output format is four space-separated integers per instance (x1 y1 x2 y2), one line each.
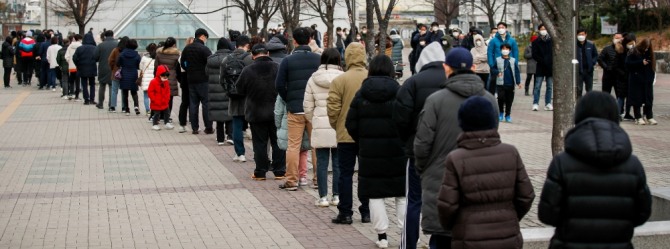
304 64 344 148
65 40 82 71
148 65 171 111
155 46 181 96
18 37 36 58
437 130 535 249
390 34 404 71
393 42 446 156
275 45 321 113
532 34 553 77
538 118 651 249
267 37 288 63
236 56 279 123
206 48 233 122
524 43 537 74
346 76 406 198
487 31 519 69
94 36 117 84
470 34 490 74
46 44 62 69
73 34 98 78
327 42 368 143
223 48 254 116
414 72 499 236
116 48 141 91
1 41 14 68
139 54 155 91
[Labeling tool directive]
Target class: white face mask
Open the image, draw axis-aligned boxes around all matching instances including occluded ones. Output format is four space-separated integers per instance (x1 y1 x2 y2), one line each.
476 41 482 46
498 28 506 35
627 44 634 49
501 50 510 56
419 41 426 46
613 38 621 44
420 30 426 35
452 32 459 37
577 35 586 42
539 30 548 36
442 40 447 45
432 26 438 32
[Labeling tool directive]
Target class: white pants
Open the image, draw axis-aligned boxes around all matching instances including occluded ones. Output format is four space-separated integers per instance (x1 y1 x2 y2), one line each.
369 197 407 234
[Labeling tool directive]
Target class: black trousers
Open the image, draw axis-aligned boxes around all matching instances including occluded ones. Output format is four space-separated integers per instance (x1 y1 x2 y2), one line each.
18 57 33 84
179 86 190 126
476 73 489 89
68 72 80 98
152 109 171 125
3 67 11 87
121 89 139 112
497 85 515 117
576 70 594 99
216 121 233 142
250 121 285 177
525 73 534 92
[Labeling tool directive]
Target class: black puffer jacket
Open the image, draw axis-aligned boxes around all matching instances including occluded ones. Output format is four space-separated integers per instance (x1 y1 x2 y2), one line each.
346 76 406 198
538 118 651 249
275 45 321 113
206 49 232 122
181 39 212 84
237 56 279 123
73 33 98 78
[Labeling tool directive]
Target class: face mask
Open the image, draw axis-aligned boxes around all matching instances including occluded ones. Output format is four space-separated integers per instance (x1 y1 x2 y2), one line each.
627 44 634 49
420 30 426 35
442 40 447 45
476 41 482 46
432 26 438 32
362 30 367 34
498 28 506 35
501 50 510 56
419 41 426 46
613 38 621 44
539 30 548 36
577 35 586 42
356 36 361 40
452 32 459 37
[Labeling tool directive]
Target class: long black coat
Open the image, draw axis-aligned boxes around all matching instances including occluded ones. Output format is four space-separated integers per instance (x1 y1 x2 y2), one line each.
1 41 14 68
532 36 553 77
625 51 655 107
236 56 278 123
116 49 141 91
73 33 98 78
346 76 406 198
206 49 232 122
538 118 651 249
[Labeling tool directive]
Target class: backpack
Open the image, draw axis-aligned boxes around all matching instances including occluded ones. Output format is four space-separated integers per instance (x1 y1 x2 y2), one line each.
220 52 249 96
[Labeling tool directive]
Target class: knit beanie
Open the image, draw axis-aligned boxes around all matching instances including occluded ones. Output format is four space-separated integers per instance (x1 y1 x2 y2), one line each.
458 96 497 132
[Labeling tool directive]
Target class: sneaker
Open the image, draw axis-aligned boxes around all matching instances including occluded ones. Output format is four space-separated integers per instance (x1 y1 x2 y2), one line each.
544 103 554 111
278 183 298 191
623 114 635 121
299 177 308 186
238 155 246 162
499 113 504 122
51 87 56 91
125 112 130 116
90 101 98 105
204 128 214 134
375 239 389 248
505 116 512 123
316 197 329 207
134 107 140 115
192 130 199 134
225 136 234 145
152 125 161 131
331 215 353 224
251 174 266 181
61 96 69 100
95 105 103 109
146 112 151 117
83 100 90 105
178 126 187 133
532 104 539 111
636 119 647 125
647 118 658 125
330 195 340 206
74 98 82 102
244 130 252 140
217 142 225 146
147 117 153 123
165 123 174 130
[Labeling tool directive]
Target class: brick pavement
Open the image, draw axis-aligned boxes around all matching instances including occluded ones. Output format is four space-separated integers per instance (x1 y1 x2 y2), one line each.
0 70 668 248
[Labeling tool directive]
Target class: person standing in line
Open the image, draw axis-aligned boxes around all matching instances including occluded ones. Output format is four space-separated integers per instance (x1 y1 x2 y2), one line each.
524 35 537 96
487 22 519 95
532 24 553 111
155 37 182 130
410 24 429 75
36 32 51 90
206 37 234 145
73 32 98 106
413 48 498 249
493 43 522 123
575 28 598 99
12 32 23 86
236 44 286 180
181 29 214 134
17 31 36 86
335 27 345 59
327 42 370 224
470 34 489 88
56 39 70 98
65 34 82 101
626 38 657 125
394 42 446 249
116 39 142 115
45 37 62 92
148 65 174 131
621 33 637 121
538 91 651 248
598 32 626 116
437 96 535 249
94 30 117 110
139 43 157 117
304 48 344 207
275 27 321 191
2 36 15 88
108 37 129 112
346 55 406 249
221 35 254 162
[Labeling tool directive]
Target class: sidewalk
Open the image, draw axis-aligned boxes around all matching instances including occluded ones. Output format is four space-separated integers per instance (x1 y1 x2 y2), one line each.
0 72 668 248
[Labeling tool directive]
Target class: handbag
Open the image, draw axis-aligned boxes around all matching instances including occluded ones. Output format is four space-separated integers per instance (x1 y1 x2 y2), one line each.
137 59 153 86
114 68 122 80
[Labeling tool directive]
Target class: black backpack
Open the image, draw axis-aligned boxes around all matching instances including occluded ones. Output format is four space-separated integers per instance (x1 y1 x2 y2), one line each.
220 52 249 96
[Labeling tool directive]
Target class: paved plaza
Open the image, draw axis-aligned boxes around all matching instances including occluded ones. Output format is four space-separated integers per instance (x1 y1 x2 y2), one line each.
0 72 668 249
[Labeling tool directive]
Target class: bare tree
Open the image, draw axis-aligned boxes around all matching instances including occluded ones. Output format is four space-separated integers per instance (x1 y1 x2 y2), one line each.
432 0 461 25
471 0 509 28
230 0 280 36
260 0 281 39
530 0 576 155
278 0 301 51
363 0 398 57
305 0 340 49
49 0 106 35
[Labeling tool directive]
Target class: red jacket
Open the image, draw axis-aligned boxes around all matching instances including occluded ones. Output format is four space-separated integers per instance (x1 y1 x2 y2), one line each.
148 65 171 111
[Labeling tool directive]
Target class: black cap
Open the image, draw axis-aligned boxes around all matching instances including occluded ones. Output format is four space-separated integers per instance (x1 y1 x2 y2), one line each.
251 44 268 55
195 28 209 39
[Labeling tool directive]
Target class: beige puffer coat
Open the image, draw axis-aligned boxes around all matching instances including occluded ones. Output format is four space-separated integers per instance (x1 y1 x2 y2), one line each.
304 64 344 148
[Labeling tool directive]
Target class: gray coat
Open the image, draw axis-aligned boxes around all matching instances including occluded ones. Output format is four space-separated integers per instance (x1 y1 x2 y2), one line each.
224 48 254 116
206 48 232 122
414 72 499 236
94 37 117 84
524 44 537 74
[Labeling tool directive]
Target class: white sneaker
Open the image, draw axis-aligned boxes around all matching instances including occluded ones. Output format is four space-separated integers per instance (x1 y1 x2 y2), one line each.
165 123 174 130
244 130 252 140
178 126 187 133
636 119 647 125
545 103 554 111
299 177 308 186
233 155 246 162
152 125 161 131
375 239 389 248
217 142 225 146
647 118 658 125
316 197 329 207
61 96 69 100
330 195 340 206
532 104 539 111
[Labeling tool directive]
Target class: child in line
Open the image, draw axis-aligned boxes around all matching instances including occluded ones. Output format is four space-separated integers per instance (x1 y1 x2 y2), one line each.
494 43 522 122
148 65 174 131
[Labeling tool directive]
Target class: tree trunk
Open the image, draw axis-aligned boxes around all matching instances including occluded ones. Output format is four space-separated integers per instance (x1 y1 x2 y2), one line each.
78 24 85 36
487 11 495 29
249 21 259 36
365 0 375 58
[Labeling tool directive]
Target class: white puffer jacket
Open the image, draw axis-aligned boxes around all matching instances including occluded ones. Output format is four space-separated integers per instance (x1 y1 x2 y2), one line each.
304 64 343 148
139 55 155 91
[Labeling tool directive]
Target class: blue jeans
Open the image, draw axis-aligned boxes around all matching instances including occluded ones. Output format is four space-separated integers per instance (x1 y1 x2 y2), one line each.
111 80 121 108
232 116 245 156
188 83 211 131
401 158 422 249
316 148 339 198
337 143 369 218
143 90 150 113
533 75 553 105
48 68 57 88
